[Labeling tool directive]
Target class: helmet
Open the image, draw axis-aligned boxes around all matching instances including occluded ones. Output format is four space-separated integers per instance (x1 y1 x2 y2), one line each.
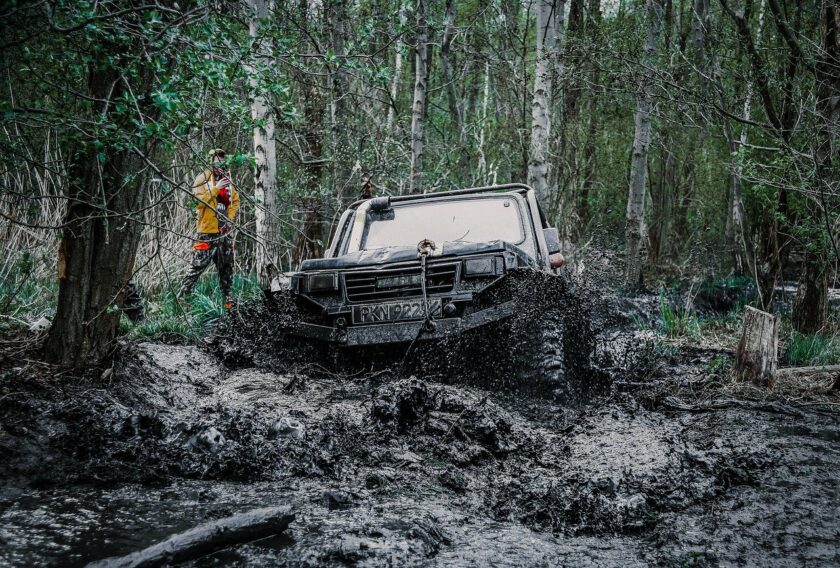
208 148 226 160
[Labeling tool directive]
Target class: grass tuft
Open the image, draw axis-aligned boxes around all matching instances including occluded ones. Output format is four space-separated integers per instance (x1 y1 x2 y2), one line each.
785 332 840 366
658 293 701 339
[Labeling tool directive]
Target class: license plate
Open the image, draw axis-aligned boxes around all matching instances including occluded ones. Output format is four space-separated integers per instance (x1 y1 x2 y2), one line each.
352 299 442 324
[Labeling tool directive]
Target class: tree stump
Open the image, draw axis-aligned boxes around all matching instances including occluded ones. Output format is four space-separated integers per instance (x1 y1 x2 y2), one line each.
734 306 779 385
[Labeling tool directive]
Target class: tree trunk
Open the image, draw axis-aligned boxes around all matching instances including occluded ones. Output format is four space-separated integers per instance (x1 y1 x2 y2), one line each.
726 116 755 275
792 0 839 333
386 1 408 132
326 0 352 199
691 0 710 88
44 66 156 367
735 306 779 386
563 0 585 120
291 2 325 265
476 59 491 182
579 108 597 231
649 137 674 264
409 0 429 194
724 0 763 277
293 85 325 264
527 0 559 205
720 0 790 311
718 47 758 276
792 252 829 334
624 0 663 289
578 0 602 234
440 0 469 182
249 0 279 287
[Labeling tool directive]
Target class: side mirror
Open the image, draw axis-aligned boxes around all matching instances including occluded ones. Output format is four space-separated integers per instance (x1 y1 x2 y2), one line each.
543 227 561 254
369 196 391 211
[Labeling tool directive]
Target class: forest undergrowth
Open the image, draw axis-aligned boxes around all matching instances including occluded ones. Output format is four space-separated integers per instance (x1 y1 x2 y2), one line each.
2 254 839 370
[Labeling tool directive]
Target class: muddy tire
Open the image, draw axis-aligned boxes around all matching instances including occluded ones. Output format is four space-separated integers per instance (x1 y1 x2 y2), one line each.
510 304 598 402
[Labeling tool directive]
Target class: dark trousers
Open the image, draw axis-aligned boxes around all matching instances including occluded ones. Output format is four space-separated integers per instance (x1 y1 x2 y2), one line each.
179 233 234 300
122 281 145 322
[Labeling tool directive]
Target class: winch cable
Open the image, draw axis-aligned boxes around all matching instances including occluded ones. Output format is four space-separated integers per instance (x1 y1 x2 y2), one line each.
400 239 437 368
416 239 437 333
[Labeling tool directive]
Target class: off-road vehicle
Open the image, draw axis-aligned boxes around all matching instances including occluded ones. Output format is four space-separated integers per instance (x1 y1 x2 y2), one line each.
275 184 567 349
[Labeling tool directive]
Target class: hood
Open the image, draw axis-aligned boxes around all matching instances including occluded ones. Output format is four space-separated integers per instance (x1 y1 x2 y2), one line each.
300 240 535 271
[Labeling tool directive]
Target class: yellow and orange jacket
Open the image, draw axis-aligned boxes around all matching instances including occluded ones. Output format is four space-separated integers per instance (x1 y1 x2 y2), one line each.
192 169 240 234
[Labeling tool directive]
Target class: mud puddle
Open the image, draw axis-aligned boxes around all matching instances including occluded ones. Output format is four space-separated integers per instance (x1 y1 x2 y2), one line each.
1 274 839 566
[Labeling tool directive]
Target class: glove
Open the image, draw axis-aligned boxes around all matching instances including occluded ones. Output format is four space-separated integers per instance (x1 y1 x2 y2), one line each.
217 186 231 206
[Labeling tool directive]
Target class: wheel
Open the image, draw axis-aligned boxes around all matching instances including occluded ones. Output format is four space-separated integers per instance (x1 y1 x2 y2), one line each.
510 302 598 402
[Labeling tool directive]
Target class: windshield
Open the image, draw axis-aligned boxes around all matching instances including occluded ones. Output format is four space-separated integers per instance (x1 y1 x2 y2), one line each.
361 197 525 250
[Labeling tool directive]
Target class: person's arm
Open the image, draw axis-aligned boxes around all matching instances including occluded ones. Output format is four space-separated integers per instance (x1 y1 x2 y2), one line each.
227 184 240 221
193 172 216 209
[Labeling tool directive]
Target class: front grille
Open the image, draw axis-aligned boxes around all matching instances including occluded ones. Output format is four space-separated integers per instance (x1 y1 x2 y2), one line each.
344 263 458 302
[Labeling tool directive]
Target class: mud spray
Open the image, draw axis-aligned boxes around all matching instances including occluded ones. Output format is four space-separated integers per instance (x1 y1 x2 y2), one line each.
1 270 838 566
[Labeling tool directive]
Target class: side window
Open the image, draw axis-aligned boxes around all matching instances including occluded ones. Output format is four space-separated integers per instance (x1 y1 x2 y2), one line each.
514 196 538 260
328 211 353 258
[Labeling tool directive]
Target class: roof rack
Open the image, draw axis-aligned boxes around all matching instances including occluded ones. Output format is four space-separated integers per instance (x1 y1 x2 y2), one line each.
348 183 533 210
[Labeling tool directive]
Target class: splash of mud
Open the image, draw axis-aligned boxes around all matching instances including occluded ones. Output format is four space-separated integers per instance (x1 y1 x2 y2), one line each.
211 269 653 401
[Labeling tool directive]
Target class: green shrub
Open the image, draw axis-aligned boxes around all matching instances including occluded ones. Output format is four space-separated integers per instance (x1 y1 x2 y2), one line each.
0 254 58 328
706 355 732 377
697 275 757 312
116 272 263 343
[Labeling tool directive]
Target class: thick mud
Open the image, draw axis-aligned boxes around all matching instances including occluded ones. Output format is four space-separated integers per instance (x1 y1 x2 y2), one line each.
1 273 839 566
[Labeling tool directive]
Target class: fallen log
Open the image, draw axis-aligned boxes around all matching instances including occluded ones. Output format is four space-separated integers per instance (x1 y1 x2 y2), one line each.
661 396 805 417
86 506 295 568
776 365 840 391
734 306 778 385
775 365 840 379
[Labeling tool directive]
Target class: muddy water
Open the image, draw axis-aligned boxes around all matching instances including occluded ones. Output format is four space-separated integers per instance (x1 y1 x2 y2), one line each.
1 340 839 566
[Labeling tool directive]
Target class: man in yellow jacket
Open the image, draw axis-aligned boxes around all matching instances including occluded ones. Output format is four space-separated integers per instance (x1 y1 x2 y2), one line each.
178 149 241 309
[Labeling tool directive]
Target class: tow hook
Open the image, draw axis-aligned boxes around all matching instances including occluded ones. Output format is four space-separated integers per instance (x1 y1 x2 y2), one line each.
417 239 436 258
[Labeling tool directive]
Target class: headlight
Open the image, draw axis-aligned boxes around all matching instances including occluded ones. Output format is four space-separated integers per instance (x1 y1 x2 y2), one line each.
270 273 292 292
463 256 502 277
297 272 339 293
309 272 339 292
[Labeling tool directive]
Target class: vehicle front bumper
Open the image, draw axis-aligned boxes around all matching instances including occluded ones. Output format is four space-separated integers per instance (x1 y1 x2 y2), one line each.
288 301 516 346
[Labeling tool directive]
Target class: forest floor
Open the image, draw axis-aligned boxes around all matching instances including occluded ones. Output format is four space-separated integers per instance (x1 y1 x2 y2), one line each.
1 275 839 567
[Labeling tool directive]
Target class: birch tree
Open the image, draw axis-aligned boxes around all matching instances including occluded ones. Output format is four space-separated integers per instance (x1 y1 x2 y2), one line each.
249 0 278 287
624 0 663 289
723 0 765 278
527 0 559 205
386 1 409 132
409 0 429 194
